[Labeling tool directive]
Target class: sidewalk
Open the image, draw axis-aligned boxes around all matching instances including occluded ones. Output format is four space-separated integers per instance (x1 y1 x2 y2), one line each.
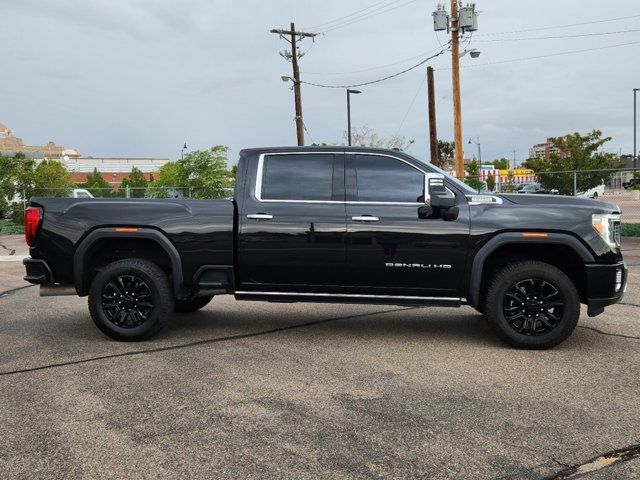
0 235 29 295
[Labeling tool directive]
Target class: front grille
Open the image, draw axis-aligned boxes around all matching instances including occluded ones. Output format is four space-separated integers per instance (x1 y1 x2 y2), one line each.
613 221 621 246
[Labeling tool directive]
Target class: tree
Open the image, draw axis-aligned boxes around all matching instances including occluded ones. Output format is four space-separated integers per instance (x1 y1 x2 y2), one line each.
0 152 35 214
522 130 621 195
118 167 148 198
491 158 510 170
148 146 232 199
486 174 496 192
464 159 484 191
32 159 74 197
344 125 414 151
434 140 455 169
80 168 113 197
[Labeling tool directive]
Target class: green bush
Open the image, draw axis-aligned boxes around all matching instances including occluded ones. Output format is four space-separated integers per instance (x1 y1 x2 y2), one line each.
621 223 640 237
0 220 24 235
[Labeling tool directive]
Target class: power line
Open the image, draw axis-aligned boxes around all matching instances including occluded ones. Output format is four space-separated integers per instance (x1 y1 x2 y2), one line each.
437 40 640 70
308 0 399 30
473 27 640 42
395 74 426 136
320 0 420 33
475 14 640 37
302 46 446 76
299 48 447 88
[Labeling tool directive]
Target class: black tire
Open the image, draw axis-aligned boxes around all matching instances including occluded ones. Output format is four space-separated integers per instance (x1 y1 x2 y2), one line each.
88 259 174 341
174 295 214 313
485 261 580 349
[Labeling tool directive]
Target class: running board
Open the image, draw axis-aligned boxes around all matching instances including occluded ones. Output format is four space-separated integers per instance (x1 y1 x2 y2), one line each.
234 291 463 307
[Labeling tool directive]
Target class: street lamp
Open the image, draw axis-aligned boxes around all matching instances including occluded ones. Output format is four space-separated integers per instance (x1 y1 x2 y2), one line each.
468 136 481 163
181 143 187 161
634 88 639 173
347 89 362 146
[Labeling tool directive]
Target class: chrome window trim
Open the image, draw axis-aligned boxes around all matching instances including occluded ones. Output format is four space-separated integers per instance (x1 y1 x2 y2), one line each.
255 151 455 205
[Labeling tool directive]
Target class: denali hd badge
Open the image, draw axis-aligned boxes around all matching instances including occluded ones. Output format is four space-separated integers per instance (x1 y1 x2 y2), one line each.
385 263 452 269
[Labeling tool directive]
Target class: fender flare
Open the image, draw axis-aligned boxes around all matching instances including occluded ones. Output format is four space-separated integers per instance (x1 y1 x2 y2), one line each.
467 232 594 308
73 227 184 297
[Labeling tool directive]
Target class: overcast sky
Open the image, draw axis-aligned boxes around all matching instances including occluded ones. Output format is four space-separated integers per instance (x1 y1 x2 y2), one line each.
2 0 639 165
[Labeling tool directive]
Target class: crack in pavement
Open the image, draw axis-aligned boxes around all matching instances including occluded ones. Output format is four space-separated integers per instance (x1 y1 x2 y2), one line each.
544 443 640 479
619 301 640 308
0 284 35 299
0 239 16 256
0 306 417 377
577 325 640 340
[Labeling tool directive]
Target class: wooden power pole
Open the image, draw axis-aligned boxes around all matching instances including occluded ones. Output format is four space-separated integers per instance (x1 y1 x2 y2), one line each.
450 0 464 178
427 67 438 165
270 23 317 146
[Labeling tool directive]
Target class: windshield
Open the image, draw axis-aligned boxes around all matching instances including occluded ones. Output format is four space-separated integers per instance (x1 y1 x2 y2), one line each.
413 158 477 194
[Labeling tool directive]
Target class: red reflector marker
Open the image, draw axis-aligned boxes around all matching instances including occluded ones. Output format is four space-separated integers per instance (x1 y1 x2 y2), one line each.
25 207 43 247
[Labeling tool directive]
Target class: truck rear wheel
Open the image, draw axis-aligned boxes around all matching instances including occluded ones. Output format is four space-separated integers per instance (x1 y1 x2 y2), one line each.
88 259 174 341
174 295 214 313
485 261 580 349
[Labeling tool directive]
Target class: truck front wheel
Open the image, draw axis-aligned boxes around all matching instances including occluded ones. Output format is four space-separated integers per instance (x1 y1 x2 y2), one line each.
88 259 174 341
485 261 580 349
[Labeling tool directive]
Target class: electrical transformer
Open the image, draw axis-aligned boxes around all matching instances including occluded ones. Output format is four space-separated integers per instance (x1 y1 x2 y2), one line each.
433 8 449 31
458 5 475 29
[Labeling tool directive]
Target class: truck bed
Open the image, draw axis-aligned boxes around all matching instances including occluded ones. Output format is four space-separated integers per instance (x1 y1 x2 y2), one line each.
28 197 235 290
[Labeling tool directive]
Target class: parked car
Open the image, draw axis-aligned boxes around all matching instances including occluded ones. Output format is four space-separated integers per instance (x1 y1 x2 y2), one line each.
69 189 94 199
576 183 605 199
622 178 640 190
517 183 559 195
23 147 626 349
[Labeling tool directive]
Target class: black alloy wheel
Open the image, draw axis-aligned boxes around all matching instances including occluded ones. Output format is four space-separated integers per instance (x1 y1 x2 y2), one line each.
88 258 174 341
101 274 154 328
502 278 563 336
485 261 580 349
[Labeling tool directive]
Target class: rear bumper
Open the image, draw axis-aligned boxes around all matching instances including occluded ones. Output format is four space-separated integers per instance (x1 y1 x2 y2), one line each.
23 257 54 284
585 262 627 317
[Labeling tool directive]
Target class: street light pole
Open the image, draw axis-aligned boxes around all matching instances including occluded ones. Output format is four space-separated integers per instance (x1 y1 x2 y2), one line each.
634 88 639 173
347 89 362 146
468 136 481 163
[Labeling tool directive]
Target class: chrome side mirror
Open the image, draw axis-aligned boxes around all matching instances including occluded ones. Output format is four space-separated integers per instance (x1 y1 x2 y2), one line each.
424 173 455 209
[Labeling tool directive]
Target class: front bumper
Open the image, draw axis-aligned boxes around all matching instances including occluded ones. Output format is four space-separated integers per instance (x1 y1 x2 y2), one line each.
585 262 627 317
23 257 54 285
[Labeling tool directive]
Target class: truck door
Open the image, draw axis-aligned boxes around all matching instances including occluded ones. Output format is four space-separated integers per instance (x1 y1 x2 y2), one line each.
238 152 347 290
345 153 470 297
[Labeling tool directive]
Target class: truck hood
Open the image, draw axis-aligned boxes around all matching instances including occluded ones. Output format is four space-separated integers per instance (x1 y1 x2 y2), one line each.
499 194 620 213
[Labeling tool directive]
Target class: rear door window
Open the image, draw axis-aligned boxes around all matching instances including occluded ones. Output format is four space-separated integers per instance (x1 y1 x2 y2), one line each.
261 154 334 201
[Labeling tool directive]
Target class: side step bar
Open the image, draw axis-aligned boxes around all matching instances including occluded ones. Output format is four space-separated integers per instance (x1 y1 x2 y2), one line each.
234 291 463 307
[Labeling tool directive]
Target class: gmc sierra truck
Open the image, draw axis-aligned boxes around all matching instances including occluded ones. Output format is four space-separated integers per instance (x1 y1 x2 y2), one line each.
23 147 627 349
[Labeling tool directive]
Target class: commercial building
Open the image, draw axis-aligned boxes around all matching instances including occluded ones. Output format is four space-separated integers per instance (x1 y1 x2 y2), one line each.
529 138 564 161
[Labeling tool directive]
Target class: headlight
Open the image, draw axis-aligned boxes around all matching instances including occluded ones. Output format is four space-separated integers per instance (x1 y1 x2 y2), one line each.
592 213 621 249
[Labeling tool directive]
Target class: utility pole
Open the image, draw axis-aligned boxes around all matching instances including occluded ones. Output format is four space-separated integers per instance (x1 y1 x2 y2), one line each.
634 88 639 174
450 0 463 178
270 23 317 146
427 66 438 165
433 2 479 178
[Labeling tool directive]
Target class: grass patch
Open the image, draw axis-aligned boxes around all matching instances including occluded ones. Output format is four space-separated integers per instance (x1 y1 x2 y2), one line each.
621 223 640 237
0 220 24 235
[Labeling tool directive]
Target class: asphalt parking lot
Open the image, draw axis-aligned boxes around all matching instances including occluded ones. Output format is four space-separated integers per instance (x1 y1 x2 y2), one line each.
0 234 639 479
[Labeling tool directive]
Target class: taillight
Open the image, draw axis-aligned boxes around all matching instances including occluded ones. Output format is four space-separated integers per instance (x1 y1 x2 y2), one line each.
25 207 43 247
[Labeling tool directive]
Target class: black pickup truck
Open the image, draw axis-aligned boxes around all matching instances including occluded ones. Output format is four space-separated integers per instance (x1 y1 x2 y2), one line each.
23 147 627 349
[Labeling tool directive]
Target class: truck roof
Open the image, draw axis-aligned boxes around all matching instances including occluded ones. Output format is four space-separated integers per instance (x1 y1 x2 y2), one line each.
239 146 408 157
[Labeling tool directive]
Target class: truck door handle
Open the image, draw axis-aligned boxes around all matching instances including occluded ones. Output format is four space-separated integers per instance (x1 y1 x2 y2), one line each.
247 213 273 220
352 215 379 222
